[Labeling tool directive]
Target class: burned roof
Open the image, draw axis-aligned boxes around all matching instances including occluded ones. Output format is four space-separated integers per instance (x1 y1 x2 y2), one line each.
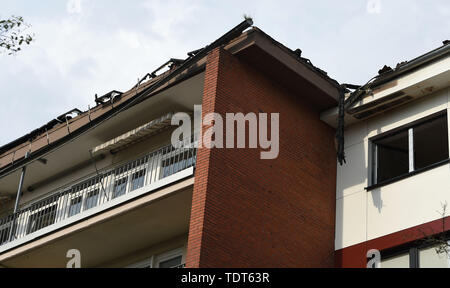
344 40 450 110
371 40 450 89
0 19 341 176
248 27 341 90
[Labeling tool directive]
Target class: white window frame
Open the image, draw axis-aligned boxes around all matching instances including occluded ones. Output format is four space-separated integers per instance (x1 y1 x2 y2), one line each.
155 247 184 268
126 247 185 268
127 256 154 268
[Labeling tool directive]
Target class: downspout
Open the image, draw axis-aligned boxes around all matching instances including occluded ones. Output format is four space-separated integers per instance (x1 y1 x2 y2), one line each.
336 86 347 165
8 151 30 242
337 79 378 165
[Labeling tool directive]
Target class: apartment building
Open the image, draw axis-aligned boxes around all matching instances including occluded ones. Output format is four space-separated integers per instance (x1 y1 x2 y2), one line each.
322 42 450 268
0 20 341 268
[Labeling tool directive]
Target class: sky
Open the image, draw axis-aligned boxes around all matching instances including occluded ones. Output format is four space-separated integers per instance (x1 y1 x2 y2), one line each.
0 0 449 146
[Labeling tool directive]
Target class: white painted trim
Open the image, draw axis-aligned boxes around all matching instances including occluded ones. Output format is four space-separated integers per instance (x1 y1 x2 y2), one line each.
408 128 414 172
127 246 184 268
126 256 154 268
355 57 450 109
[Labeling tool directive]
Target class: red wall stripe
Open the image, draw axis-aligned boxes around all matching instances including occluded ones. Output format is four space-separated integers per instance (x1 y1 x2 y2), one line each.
335 215 450 268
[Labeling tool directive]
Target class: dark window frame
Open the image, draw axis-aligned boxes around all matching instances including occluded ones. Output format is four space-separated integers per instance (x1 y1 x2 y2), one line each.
367 110 449 191
381 232 450 268
158 255 183 268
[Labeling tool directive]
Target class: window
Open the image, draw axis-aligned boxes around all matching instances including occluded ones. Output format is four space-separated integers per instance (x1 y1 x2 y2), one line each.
382 241 450 268
27 204 58 234
155 248 184 268
158 255 183 268
161 149 197 179
381 253 410 268
127 248 184 268
68 196 82 217
413 116 449 170
65 178 101 217
0 223 12 245
84 189 99 210
419 244 450 268
130 169 146 191
127 258 153 268
373 130 409 183
370 112 449 186
113 177 128 199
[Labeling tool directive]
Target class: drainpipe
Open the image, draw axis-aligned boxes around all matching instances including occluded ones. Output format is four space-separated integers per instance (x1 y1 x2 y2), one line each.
8 151 30 242
336 86 347 165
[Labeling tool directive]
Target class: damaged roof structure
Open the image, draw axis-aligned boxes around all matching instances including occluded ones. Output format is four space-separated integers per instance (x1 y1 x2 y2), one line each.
0 18 346 268
0 19 341 180
333 40 450 164
1 18 448 175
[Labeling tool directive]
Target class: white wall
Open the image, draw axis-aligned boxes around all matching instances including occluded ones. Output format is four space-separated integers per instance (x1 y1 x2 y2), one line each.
336 87 450 250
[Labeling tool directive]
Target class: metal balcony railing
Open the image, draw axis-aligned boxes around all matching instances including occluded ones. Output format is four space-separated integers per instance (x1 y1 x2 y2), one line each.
0 140 197 249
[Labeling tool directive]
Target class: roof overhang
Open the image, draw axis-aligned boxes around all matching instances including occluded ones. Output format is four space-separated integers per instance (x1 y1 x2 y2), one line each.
321 52 450 128
0 22 341 184
225 28 340 110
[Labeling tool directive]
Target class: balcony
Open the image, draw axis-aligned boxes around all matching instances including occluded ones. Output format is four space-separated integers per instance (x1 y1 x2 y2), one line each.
0 141 197 253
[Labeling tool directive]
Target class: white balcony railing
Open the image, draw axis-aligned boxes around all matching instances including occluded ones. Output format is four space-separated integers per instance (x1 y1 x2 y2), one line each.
0 140 197 251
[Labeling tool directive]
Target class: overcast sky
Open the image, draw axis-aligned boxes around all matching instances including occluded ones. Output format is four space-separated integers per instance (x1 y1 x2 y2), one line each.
0 0 449 146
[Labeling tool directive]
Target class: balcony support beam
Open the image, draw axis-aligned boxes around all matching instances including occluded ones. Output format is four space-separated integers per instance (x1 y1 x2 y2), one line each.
9 152 30 242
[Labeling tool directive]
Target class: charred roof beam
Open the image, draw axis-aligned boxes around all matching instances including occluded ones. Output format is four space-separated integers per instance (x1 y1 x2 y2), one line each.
95 91 123 106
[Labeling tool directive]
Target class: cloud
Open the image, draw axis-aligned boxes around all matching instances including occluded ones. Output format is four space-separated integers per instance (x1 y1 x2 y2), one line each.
117 29 142 49
141 0 204 38
0 0 449 146
0 0 209 145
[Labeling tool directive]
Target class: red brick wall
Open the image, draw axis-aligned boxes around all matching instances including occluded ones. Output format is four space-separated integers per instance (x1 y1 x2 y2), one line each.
186 47 337 268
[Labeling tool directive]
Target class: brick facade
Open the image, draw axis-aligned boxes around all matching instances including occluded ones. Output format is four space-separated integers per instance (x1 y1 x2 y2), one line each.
186 47 337 268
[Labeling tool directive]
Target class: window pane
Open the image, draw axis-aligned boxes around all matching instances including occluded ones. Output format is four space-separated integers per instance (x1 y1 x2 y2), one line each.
161 151 196 179
414 115 449 170
27 205 58 234
113 177 127 198
68 196 82 217
130 169 146 191
158 256 182 268
0 226 11 244
85 189 99 210
419 244 450 268
381 253 410 268
375 130 409 183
